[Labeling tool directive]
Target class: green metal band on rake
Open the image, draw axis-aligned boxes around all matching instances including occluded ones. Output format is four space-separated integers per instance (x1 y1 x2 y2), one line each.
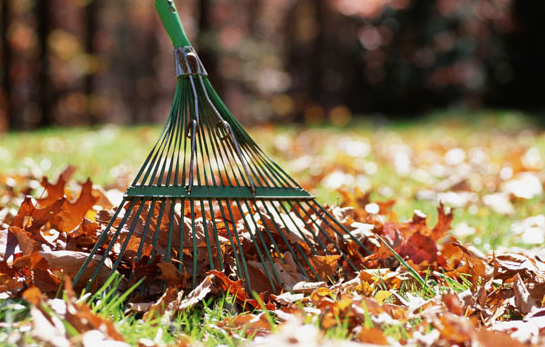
125 186 314 200
72 0 372 294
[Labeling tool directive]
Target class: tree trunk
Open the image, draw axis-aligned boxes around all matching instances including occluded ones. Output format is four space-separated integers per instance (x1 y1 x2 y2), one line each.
197 0 220 90
85 0 99 124
0 0 11 130
36 0 52 127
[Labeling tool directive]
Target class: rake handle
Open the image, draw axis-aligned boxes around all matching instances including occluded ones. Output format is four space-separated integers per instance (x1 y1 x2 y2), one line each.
155 0 191 47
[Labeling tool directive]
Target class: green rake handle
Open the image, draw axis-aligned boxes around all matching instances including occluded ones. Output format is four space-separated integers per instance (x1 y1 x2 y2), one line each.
155 0 191 47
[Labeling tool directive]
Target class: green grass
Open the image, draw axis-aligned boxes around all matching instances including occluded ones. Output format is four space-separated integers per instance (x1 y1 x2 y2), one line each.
1 109 544 345
1 110 544 250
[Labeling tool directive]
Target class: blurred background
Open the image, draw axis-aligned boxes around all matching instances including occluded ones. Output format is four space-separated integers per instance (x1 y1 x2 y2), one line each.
1 0 544 131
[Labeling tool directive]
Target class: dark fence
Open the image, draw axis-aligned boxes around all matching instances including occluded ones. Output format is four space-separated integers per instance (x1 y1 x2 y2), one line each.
1 0 544 131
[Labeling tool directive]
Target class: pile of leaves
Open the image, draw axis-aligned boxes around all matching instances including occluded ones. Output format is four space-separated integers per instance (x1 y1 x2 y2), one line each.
2 162 545 347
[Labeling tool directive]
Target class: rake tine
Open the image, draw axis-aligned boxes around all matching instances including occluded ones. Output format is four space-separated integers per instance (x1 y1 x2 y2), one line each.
178 199 185 271
234 200 277 291
194 101 212 187
224 200 253 289
157 100 180 186
217 200 244 281
190 199 198 287
211 109 251 188
73 198 127 287
87 199 137 290
200 97 228 186
165 198 176 261
240 143 285 187
148 198 167 264
132 82 180 186
294 242 322 281
307 201 372 255
270 202 326 280
172 88 185 186
303 202 361 272
144 111 177 186
196 75 257 192
206 111 238 187
200 199 215 270
258 200 311 279
240 200 282 287
181 86 190 187
251 202 285 265
224 124 257 192
289 201 354 277
187 119 197 193
280 201 331 255
208 200 224 270
109 199 147 276
271 201 319 255
134 199 157 264
235 144 272 188
166 93 183 186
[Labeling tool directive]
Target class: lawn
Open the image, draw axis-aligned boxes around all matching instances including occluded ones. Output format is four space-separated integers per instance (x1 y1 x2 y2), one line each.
1 110 545 346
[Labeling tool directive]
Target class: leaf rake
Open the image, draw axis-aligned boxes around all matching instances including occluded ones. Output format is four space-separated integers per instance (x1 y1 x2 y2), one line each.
73 0 370 293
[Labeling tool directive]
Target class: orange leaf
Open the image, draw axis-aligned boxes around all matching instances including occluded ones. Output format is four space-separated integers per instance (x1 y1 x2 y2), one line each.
308 255 341 280
358 327 388 345
431 202 454 241
37 166 75 206
22 286 43 306
52 179 99 232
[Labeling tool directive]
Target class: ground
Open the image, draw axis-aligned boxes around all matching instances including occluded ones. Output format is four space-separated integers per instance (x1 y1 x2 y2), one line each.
1 110 545 346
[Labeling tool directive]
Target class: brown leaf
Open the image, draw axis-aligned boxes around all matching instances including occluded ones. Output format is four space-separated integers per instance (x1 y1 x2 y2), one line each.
144 287 183 322
292 281 327 293
217 313 272 337
40 250 112 288
62 279 124 341
513 273 538 315
178 274 216 311
34 269 63 293
308 255 341 281
10 196 35 228
8 226 38 255
271 292 304 305
158 261 183 287
12 251 48 270
247 260 279 293
28 198 66 232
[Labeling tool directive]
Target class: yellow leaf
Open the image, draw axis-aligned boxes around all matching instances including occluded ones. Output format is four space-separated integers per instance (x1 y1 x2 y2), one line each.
374 290 392 305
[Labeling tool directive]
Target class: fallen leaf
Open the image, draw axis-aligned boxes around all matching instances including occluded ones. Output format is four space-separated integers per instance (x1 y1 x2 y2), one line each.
158 261 183 287
308 255 341 281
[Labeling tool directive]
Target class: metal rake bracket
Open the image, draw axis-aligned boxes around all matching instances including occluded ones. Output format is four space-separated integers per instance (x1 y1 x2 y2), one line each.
175 46 207 76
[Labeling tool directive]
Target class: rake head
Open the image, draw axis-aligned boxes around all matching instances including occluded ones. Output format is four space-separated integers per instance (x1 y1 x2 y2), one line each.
73 0 370 293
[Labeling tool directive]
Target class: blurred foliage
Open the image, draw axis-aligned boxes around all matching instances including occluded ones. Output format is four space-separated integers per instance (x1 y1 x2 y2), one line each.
0 0 544 130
